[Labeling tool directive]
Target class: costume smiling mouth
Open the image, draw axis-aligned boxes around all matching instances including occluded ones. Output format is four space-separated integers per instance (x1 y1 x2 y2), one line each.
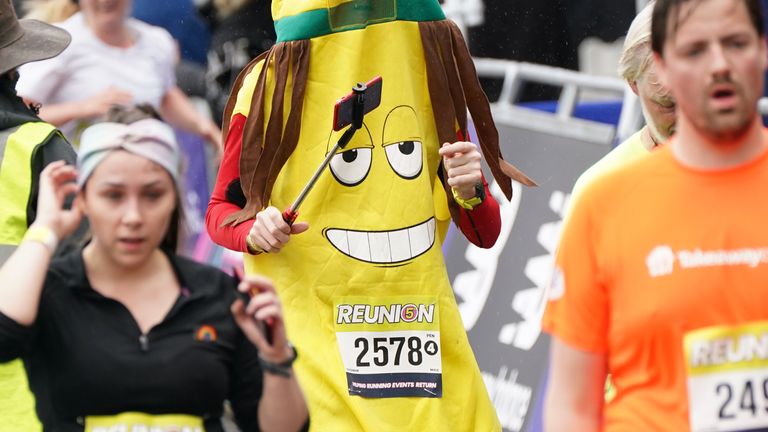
324 217 436 264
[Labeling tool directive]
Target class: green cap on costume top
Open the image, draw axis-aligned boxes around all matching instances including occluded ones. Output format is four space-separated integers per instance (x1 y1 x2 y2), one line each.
274 0 446 42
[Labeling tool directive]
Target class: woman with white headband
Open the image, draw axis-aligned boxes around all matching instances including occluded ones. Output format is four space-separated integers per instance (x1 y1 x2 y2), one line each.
0 118 308 431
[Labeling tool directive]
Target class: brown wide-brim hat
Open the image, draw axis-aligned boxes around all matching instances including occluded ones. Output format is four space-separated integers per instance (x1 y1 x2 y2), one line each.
0 0 71 76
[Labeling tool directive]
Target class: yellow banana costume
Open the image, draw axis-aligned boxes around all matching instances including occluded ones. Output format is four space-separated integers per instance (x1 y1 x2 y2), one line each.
210 1 533 430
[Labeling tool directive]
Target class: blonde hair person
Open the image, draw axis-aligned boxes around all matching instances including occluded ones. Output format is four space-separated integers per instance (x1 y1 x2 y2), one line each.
568 0 677 202
617 1 655 83
618 0 676 150
0 119 308 431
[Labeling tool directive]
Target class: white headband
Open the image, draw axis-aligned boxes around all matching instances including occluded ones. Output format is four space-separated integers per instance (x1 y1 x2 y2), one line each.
77 119 180 188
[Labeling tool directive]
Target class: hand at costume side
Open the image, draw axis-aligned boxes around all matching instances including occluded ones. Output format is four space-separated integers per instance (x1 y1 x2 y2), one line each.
439 141 483 200
246 206 309 253
31 87 134 127
230 274 292 363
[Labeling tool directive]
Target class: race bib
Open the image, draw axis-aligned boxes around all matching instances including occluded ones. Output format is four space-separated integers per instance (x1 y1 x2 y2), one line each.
334 296 442 398
684 322 768 432
85 412 204 432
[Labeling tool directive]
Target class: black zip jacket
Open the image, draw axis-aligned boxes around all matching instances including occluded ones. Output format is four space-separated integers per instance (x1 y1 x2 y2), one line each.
0 248 265 431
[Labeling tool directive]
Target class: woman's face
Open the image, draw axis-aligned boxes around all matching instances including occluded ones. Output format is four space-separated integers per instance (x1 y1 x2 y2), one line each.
80 0 131 32
79 150 176 269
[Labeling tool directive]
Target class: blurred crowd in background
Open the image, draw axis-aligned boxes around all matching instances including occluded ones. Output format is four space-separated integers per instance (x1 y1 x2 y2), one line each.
11 0 637 117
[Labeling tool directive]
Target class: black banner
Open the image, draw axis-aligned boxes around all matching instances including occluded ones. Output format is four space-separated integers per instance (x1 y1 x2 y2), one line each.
346 372 442 398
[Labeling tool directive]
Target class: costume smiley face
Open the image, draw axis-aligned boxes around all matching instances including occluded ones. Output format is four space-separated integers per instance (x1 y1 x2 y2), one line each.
210 0 534 429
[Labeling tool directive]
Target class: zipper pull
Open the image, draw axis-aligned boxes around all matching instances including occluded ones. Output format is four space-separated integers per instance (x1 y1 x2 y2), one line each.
139 334 149 352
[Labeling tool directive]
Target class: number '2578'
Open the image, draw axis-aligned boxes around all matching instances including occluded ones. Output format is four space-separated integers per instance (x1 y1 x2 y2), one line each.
354 336 438 367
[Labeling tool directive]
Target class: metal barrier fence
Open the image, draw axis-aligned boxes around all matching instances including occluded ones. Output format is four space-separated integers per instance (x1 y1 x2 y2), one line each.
473 57 641 143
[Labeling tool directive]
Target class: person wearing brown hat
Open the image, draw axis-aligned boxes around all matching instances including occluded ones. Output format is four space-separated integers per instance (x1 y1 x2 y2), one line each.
0 0 75 430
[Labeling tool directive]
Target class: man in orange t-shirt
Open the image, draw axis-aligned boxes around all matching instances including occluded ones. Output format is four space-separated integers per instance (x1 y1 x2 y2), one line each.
542 0 768 431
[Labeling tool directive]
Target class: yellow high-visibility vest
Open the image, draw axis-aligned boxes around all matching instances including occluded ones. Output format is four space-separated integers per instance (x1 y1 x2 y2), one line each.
0 121 58 245
0 120 59 432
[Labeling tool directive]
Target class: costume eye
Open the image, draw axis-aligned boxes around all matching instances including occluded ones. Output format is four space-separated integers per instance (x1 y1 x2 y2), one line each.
384 140 422 179
329 148 372 186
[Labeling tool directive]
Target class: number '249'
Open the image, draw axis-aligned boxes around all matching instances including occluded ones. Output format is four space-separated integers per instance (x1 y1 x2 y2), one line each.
716 378 768 420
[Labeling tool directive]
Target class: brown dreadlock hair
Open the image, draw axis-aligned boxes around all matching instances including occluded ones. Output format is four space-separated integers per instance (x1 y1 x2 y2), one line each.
220 19 534 228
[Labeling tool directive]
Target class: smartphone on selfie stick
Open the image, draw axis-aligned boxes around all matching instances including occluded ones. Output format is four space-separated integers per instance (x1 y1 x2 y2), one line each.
281 76 383 224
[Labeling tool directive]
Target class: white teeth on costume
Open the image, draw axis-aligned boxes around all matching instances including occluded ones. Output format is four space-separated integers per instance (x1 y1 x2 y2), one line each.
388 229 411 262
348 231 371 262
325 229 350 254
325 217 436 264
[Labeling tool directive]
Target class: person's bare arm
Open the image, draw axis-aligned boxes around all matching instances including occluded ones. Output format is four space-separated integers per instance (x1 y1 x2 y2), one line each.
160 86 222 152
544 336 607 432
29 87 133 127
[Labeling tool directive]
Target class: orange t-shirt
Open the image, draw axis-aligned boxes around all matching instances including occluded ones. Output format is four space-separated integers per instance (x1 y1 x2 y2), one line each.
543 140 768 431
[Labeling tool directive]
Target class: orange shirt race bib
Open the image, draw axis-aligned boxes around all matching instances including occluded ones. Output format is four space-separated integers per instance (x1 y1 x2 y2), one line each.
684 322 768 432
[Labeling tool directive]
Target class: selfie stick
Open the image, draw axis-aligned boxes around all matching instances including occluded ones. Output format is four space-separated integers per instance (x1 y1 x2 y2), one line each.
281 82 370 224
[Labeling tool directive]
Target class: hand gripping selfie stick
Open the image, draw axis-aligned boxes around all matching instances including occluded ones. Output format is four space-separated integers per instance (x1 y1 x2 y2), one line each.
281 76 383 224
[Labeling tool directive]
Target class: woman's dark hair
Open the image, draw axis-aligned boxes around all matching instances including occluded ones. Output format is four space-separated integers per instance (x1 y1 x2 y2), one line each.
652 0 765 54
161 200 184 253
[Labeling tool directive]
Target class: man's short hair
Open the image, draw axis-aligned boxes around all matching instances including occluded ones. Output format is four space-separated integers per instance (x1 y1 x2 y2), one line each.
618 2 655 82
651 0 765 55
